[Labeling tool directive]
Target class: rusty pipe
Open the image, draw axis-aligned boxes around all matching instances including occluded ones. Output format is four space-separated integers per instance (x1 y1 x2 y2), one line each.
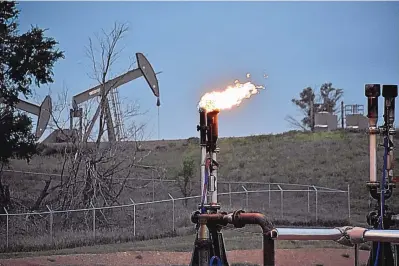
347 227 399 244
365 84 381 183
225 211 275 266
192 211 275 266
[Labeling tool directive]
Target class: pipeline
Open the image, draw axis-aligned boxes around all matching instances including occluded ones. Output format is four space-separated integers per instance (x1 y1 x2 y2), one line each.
270 226 399 244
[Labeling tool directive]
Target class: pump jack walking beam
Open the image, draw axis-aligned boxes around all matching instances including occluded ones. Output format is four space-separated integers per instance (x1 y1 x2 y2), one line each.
0 95 52 139
70 53 161 142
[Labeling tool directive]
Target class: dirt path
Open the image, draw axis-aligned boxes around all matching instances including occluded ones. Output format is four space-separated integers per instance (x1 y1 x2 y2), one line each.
0 248 368 266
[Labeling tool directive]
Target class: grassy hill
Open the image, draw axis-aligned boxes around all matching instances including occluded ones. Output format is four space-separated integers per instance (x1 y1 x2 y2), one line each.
1 129 398 252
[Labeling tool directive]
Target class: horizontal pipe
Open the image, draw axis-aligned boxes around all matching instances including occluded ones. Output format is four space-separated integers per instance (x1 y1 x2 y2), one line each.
271 227 399 244
364 230 399 243
270 228 343 241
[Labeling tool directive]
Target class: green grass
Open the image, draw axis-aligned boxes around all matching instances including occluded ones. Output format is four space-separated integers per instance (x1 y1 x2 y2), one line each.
1 129 396 253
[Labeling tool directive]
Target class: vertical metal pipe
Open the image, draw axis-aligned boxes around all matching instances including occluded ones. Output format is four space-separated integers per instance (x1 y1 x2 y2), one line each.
211 151 218 204
383 85 397 183
370 134 377 182
201 147 207 205
199 109 207 206
263 232 275 266
354 244 359 266
365 84 381 183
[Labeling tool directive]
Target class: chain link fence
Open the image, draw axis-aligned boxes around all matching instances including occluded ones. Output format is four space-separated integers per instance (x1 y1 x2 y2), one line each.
0 179 349 252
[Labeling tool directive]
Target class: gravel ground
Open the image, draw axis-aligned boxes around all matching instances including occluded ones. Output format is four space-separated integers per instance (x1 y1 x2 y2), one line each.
0 248 369 266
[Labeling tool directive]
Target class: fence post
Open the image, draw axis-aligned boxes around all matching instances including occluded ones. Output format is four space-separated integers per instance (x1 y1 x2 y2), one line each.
241 186 248 209
347 183 351 223
90 202 96 239
130 198 136 236
278 185 283 219
229 183 232 208
313 186 318 222
152 170 155 202
308 187 310 213
268 183 271 208
3 207 8 249
46 205 53 244
168 194 175 233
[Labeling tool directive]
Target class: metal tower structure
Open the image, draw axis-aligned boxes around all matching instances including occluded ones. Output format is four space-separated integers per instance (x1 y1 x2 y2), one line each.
70 53 161 143
109 86 126 141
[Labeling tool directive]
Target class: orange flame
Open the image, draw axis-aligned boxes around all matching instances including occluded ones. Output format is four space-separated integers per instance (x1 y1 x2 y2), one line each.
198 80 265 112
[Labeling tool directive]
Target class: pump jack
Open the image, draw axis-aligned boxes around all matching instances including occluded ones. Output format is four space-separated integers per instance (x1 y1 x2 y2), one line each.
70 52 161 143
0 95 52 139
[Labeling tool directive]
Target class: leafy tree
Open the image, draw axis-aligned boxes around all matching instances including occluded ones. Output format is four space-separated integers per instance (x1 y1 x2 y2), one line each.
0 1 64 163
0 1 64 211
176 156 195 206
287 82 343 131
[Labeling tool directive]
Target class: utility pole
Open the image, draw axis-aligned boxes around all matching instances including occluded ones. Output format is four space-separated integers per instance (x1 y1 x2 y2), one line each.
341 101 344 128
310 94 315 132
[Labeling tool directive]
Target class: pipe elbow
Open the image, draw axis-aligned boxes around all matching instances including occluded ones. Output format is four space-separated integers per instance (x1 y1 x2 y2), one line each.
230 210 273 233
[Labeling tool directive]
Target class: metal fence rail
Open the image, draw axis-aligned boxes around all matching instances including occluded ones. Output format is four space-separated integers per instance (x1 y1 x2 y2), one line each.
0 180 350 250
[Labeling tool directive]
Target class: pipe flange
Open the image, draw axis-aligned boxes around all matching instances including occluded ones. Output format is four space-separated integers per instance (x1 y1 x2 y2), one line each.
232 210 246 228
191 210 201 224
369 126 379 134
348 227 367 244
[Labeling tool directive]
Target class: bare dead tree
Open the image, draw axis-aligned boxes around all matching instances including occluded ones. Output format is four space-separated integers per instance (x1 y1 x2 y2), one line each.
84 21 132 144
25 22 161 227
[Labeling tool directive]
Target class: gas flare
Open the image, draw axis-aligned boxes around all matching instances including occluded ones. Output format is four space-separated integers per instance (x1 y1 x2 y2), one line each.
198 80 264 112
